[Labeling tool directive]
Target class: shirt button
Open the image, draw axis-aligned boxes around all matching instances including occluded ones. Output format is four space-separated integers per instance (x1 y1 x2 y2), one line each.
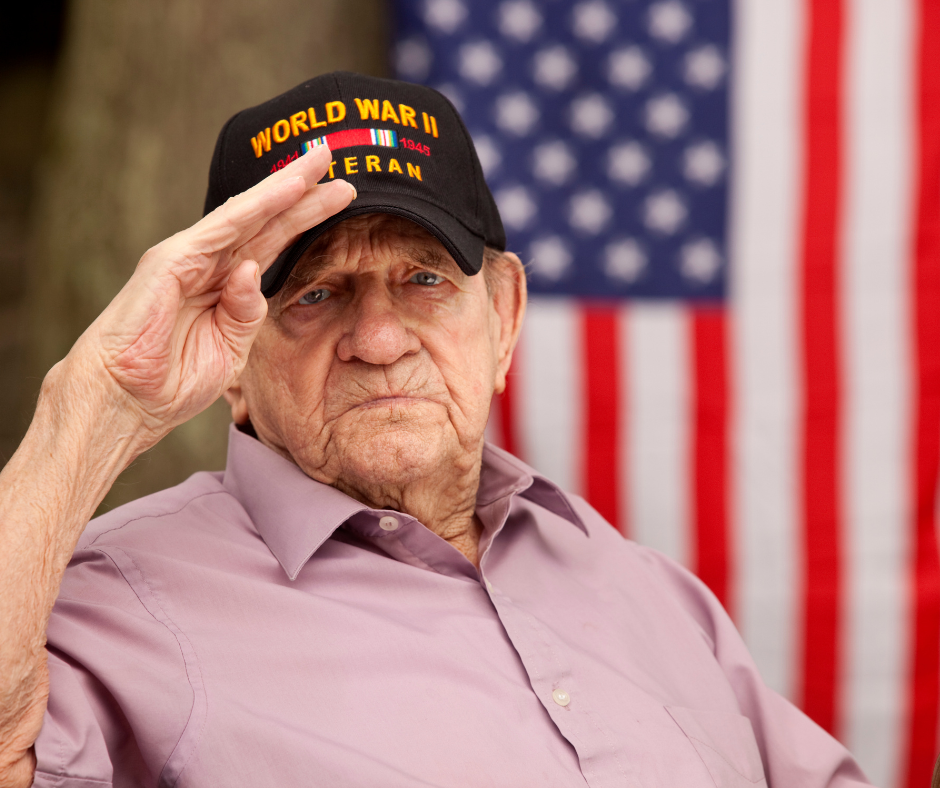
485 579 494 592
552 688 571 707
379 515 400 531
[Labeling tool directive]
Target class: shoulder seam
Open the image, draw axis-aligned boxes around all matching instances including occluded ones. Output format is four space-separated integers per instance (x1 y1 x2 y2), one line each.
98 545 208 788
88 489 230 547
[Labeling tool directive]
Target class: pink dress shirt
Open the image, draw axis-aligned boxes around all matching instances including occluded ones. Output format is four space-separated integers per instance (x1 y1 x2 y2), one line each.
32 425 871 787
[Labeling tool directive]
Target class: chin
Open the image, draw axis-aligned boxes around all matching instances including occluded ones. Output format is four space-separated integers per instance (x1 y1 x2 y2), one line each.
306 409 459 488
349 426 453 485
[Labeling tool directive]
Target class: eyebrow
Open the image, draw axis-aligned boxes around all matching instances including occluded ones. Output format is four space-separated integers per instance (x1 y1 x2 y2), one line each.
270 238 460 307
272 252 333 306
409 245 454 275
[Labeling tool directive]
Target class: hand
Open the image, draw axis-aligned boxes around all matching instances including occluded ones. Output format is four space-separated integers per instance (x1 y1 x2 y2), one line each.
1 141 357 788
61 144 353 447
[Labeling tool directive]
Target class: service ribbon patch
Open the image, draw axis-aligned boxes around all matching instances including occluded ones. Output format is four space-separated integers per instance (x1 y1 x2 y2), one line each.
302 128 399 154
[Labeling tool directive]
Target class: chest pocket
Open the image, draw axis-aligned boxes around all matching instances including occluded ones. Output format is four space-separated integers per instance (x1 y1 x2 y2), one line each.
666 706 769 787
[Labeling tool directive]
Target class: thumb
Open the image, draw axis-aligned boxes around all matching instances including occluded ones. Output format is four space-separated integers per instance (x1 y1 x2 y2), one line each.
215 260 268 364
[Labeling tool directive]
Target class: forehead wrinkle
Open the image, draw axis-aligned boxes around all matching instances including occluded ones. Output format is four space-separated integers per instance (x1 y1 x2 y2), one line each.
273 223 368 305
360 218 457 275
280 224 458 299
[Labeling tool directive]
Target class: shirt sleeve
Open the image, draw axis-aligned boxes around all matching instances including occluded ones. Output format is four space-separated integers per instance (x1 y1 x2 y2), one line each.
635 544 873 788
33 548 195 788
32 650 115 788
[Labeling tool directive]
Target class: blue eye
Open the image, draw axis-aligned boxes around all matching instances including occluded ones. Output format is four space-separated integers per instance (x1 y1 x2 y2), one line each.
298 288 330 305
409 271 445 286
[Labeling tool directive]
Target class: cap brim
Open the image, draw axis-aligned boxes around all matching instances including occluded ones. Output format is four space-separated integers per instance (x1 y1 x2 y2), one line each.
260 191 486 297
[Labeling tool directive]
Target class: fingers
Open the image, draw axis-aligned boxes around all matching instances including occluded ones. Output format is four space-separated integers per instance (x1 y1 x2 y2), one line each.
172 145 337 258
214 259 268 365
132 143 354 316
234 178 357 273
248 139 333 191
187 175 307 255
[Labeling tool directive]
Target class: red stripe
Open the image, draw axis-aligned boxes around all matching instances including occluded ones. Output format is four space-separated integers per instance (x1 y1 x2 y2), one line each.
581 306 623 534
797 0 845 736
498 349 520 459
691 308 732 616
904 0 940 783
324 128 374 150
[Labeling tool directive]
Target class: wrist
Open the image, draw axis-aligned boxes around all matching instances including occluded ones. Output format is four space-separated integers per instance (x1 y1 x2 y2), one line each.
0 357 150 566
29 357 152 493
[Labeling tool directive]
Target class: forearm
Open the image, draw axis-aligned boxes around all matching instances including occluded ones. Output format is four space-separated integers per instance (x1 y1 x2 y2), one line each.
0 358 148 785
0 147 347 787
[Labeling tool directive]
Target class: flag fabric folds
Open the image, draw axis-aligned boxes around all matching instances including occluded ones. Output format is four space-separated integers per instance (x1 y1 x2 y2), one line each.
390 1 940 785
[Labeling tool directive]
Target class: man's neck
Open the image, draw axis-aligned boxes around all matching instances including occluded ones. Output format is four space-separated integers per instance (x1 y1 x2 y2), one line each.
250 421 489 568
330 468 485 567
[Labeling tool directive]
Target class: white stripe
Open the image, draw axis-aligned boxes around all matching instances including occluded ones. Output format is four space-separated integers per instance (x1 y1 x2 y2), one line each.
516 297 583 494
729 0 803 699
626 304 690 567
617 304 631 539
841 0 913 782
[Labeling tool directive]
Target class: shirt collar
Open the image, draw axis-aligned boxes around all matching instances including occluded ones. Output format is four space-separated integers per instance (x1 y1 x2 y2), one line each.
222 424 587 580
478 442 587 535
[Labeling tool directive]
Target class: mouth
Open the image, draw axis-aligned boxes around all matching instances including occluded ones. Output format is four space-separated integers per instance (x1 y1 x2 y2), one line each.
352 395 435 411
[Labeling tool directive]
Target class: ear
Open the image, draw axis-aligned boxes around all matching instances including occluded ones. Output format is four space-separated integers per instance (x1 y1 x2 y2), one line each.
223 377 252 425
490 251 527 395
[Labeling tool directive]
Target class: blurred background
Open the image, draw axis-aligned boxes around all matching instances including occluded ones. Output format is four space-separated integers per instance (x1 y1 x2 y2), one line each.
1 2 937 787
0 0 388 506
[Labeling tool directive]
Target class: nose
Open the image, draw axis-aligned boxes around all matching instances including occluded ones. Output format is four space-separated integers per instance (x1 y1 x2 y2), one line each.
336 282 421 365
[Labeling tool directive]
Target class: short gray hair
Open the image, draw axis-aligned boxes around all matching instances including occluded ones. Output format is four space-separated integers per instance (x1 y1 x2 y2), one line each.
481 246 522 298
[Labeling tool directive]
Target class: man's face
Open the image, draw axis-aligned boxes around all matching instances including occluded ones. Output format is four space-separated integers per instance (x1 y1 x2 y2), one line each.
226 214 524 495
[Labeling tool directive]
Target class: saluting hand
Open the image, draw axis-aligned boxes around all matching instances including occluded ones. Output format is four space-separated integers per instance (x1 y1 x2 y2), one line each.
61 144 353 448
0 132 356 788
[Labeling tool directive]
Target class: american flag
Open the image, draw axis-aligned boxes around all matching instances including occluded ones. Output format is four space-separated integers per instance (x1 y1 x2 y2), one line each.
390 1 940 785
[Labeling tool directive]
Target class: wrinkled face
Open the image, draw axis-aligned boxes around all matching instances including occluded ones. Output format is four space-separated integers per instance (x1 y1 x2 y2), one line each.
227 214 523 493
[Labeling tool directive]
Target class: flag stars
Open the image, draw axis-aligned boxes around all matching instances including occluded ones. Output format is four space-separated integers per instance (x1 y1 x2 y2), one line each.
647 0 693 44
494 92 540 135
684 45 727 90
458 41 503 85
472 134 501 176
533 141 577 185
570 94 615 138
572 0 617 43
645 93 689 138
607 46 652 91
495 185 538 230
435 83 465 112
498 0 543 42
423 0 468 33
530 236 574 281
569 190 613 234
683 141 725 186
395 0 730 297
605 239 647 283
643 189 687 234
395 37 432 81
533 46 579 91
608 141 651 185
680 238 723 283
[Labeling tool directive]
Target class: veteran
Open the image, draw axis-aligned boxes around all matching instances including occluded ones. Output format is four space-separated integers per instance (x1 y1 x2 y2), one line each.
0 73 870 787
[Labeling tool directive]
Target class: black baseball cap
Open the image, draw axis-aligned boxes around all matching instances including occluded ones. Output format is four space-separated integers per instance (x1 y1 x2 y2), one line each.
205 71 506 296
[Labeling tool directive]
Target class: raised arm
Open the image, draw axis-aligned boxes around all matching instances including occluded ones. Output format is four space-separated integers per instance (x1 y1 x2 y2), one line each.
0 146 353 787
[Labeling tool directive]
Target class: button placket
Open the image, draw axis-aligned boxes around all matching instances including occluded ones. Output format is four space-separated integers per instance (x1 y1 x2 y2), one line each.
492 594 589 760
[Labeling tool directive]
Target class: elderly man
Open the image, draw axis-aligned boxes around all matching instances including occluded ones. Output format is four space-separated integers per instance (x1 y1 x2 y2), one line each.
0 73 869 787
